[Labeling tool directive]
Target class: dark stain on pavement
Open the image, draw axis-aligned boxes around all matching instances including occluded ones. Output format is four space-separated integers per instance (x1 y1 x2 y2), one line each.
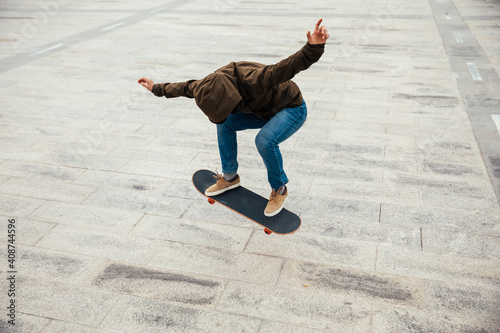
297 262 417 302
392 93 459 107
92 263 222 305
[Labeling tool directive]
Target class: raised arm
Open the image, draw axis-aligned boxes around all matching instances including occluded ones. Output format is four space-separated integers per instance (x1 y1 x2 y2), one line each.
244 19 329 92
138 77 195 98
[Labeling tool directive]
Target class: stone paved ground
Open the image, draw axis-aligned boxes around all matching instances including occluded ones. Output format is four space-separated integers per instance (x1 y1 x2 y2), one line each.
0 0 499 332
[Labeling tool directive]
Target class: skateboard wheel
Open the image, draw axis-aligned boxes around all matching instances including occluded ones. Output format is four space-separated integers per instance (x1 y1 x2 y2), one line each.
208 198 215 205
264 228 272 235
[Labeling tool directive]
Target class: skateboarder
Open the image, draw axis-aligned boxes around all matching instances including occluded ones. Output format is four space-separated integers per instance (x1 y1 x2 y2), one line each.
139 19 329 217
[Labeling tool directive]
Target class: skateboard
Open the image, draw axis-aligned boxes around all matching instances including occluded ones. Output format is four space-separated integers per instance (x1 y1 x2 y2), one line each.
192 169 301 235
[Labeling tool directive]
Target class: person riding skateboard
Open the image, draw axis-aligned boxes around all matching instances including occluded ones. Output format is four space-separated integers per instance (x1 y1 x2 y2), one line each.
139 19 329 217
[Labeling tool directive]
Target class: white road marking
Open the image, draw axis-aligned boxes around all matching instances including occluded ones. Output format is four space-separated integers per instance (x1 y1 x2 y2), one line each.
29 43 64 56
466 62 482 81
102 22 125 31
149 7 165 14
492 115 500 134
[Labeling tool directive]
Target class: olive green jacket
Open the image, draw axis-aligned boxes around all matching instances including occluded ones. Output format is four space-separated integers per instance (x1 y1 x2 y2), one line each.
152 43 325 124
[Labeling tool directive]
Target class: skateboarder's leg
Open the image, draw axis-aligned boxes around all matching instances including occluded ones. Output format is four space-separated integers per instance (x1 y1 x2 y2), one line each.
216 112 267 175
206 113 267 196
255 100 307 191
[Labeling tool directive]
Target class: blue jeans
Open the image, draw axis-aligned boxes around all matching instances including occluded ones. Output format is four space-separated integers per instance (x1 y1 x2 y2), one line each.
216 100 307 190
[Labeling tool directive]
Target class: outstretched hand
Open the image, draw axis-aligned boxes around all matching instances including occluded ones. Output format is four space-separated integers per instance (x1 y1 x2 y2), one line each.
307 19 329 45
138 77 155 91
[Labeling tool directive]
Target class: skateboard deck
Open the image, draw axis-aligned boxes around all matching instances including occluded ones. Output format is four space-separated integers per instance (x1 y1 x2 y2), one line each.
192 169 301 235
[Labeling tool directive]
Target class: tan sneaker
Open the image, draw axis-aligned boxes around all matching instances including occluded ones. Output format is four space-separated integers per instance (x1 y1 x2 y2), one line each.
205 173 240 197
264 186 288 217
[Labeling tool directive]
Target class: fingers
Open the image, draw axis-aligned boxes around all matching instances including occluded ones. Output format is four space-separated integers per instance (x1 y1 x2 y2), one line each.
321 27 329 40
138 77 154 91
315 25 329 41
138 78 152 85
315 18 323 31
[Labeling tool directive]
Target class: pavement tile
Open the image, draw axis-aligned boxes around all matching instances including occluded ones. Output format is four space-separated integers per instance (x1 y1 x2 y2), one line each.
147 131 219 152
217 280 372 332
419 187 499 212
0 177 95 203
38 151 130 172
381 203 500 235
372 307 500 333
109 145 197 165
28 201 143 233
300 213 422 250
424 280 500 324
385 143 486 165
384 169 495 198
0 132 41 148
246 232 377 271
18 277 119 327
0 313 49 333
0 160 85 182
423 228 500 260
327 129 416 150
385 122 477 142
419 159 490 179
5 217 54 245
18 245 104 284
2 123 83 142
317 119 388 135
310 178 419 205
335 111 415 126
416 138 480 156
73 169 172 192
83 187 192 217
0 146 48 162
36 224 162 263
0 194 44 218
320 151 418 173
415 114 473 131
278 259 424 309
33 113 143 134
287 193 381 223
376 245 500 289
41 320 115 333
131 214 252 251
100 295 261 333
118 158 199 180
102 110 177 127
150 240 283 286
258 321 320 333
31 138 118 155
295 137 385 157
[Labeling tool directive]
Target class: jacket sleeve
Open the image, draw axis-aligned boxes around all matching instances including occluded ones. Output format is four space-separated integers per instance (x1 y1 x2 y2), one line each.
152 80 195 98
249 43 325 92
